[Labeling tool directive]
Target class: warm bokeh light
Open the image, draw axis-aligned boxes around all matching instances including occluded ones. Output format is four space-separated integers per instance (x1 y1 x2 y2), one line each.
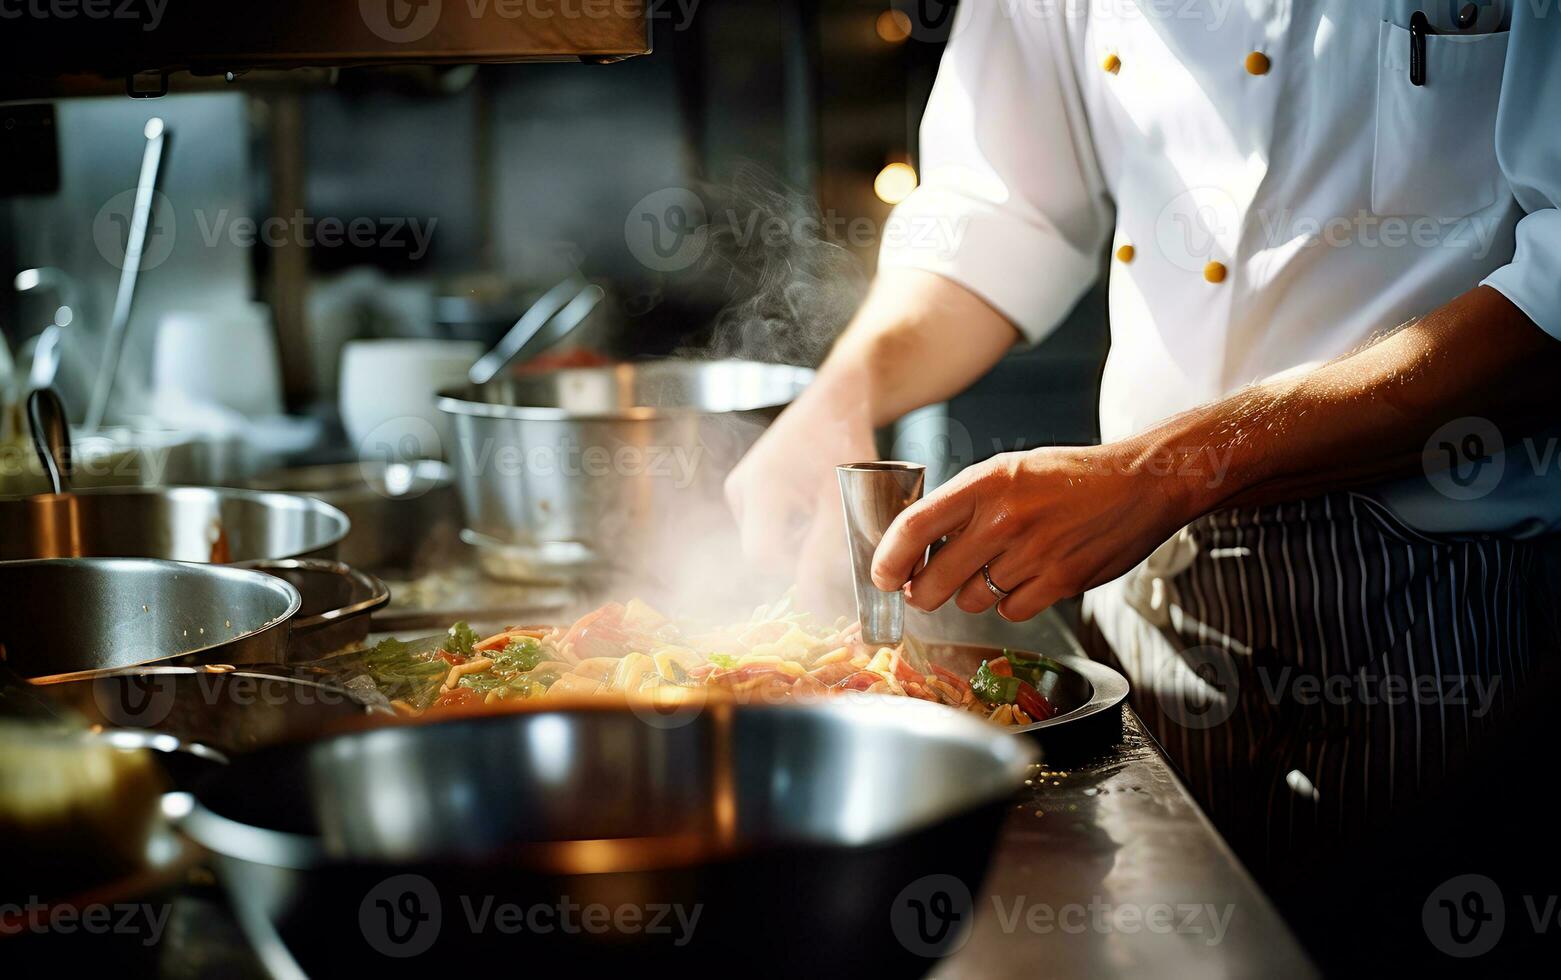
873 161 918 204
876 9 912 44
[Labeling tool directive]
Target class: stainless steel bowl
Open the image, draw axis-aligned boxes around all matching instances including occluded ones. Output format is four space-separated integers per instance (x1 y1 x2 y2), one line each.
0 558 302 681
0 485 350 563
238 461 458 575
180 698 1034 977
437 359 812 582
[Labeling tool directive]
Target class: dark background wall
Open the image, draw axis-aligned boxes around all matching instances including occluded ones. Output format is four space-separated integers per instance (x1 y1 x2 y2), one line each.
0 0 1106 457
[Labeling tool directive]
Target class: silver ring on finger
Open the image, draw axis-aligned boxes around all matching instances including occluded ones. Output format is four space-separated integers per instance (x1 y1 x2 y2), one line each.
981 563 1011 600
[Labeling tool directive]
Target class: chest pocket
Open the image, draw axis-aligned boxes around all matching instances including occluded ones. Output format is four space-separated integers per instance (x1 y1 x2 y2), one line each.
1372 18 1508 218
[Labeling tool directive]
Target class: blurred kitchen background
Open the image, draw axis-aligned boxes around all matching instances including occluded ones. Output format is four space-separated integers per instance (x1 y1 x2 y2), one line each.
0 0 1106 495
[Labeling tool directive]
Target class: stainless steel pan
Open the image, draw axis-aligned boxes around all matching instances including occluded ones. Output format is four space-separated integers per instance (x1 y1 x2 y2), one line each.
236 558 390 660
0 558 301 681
179 698 1036 978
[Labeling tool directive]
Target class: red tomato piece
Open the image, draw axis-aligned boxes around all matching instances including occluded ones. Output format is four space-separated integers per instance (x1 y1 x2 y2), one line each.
838 671 882 691
1015 681 1056 721
433 687 480 711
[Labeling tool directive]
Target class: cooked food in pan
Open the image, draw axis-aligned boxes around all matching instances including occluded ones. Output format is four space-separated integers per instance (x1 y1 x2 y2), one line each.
350 595 1060 727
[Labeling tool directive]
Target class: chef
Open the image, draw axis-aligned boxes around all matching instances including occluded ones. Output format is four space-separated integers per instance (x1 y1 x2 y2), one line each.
726 0 1561 883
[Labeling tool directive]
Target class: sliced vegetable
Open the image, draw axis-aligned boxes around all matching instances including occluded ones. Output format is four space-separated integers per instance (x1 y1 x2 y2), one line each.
1003 649 1059 690
433 686 480 710
491 637 545 672
970 660 1020 705
444 621 481 658
1015 680 1056 722
930 664 972 696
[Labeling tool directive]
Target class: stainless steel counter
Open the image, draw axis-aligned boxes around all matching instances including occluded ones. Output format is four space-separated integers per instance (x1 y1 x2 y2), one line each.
913 606 1316 979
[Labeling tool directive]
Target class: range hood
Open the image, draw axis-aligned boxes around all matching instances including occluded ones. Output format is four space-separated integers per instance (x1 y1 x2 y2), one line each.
0 0 651 100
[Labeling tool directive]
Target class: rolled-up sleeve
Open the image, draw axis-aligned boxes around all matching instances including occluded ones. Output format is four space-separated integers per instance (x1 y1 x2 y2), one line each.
1481 9 1561 341
880 2 1111 344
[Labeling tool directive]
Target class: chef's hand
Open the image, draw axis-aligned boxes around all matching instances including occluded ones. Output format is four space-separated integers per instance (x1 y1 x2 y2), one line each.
724 396 875 615
870 446 1196 621
726 269 1030 616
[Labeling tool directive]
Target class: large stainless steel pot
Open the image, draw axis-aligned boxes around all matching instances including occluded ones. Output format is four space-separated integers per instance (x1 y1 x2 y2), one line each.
437 359 812 581
179 697 1035 978
0 558 301 681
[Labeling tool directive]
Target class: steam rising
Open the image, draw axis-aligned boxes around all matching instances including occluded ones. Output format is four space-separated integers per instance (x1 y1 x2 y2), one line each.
599 166 867 621
688 164 867 367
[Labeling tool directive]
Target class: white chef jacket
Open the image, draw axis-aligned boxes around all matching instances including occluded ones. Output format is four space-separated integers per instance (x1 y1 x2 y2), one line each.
881 0 1561 537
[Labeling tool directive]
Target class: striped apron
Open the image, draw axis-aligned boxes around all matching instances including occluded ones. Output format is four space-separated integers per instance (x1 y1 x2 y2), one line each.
1080 491 1556 883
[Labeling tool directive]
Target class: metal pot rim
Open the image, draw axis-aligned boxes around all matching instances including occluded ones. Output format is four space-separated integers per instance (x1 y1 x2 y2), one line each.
9 557 304 684
435 359 815 423
176 697 1037 870
238 460 453 503
5 485 352 556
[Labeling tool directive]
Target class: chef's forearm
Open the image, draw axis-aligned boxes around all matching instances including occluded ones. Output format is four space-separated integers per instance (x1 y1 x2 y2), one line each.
803 268 1020 428
1127 285 1561 516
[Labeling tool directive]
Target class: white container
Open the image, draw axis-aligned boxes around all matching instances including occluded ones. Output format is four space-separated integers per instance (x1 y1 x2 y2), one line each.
153 305 284 418
339 339 481 461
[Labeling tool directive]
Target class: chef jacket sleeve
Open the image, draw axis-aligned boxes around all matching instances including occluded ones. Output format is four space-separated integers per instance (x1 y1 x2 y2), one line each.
878 2 1112 344
1481 7 1561 343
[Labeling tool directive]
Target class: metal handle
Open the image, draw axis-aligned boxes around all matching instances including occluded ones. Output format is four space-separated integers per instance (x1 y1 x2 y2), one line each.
467 279 605 385
234 558 390 634
26 387 72 494
86 117 170 431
